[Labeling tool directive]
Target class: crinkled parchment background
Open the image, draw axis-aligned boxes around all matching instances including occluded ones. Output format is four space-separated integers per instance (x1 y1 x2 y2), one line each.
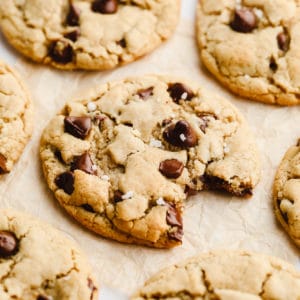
0 1 299 297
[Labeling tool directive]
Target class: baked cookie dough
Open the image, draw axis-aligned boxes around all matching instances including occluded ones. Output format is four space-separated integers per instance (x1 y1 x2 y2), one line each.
0 60 33 174
0 0 180 70
132 251 300 299
40 75 260 248
273 139 300 247
0 209 98 300
197 0 300 105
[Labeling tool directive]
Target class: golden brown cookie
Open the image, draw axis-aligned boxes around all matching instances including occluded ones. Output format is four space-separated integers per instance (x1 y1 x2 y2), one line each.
40 75 260 248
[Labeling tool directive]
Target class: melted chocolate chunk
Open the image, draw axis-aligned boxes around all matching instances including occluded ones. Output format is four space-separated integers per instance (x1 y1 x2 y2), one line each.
66 4 81 26
184 185 197 196
49 40 73 64
113 190 123 203
230 8 257 33
37 296 51 300
117 38 127 48
159 159 184 179
64 116 92 139
163 120 198 148
55 171 75 195
0 153 8 174
201 174 252 197
71 152 97 175
277 31 290 52
91 0 118 14
81 204 95 213
64 29 80 42
166 203 182 227
167 83 194 103
166 203 183 242
168 227 183 242
269 57 278 71
137 87 154 100
0 231 18 258
54 150 64 164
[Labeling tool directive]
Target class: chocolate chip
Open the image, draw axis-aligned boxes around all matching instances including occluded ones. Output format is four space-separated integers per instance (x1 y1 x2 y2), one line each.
0 231 18 258
269 57 278 71
230 8 257 33
64 116 92 139
54 150 64 163
201 174 252 197
0 153 8 174
37 296 51 300
64 29 80 42
113 190 123 203
159 159 184 179
91 0 118 14
167 83 194 103
277 31 290 52
166 203 183 242
49 40 73 64
162 118 172 127
163 120 198 148
166 203 182 227
88 278 98 300
71 152 97 175
66 4 81 26
55 171 74 195
117 38 127 48
137 87 154 100
168 227 183 242
81 204 95 213
184 185 197 196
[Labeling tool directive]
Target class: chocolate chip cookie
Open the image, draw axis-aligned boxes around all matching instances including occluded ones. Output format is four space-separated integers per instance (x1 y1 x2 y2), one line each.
197 0 300 105
0 209 98 300
0 60 33 174
0 0 180 70
273 139 300 248
40 75 260 248
132 251 300 299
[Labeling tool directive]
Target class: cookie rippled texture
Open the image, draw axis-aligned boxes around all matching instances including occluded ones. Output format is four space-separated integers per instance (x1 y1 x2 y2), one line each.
197 0 300 105
0 0 180 70
132 251 300 299
274 140 300 247
40 75 260 248
0 209 98 300
0 60 33 174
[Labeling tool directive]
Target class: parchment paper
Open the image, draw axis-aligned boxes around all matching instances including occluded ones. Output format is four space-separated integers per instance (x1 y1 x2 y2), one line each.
0 15 299 296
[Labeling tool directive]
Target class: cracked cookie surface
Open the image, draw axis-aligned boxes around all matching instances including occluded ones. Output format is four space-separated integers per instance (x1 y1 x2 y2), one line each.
132 251 300 299
197 0 300 105
0 60 33 174
0 209 98 300
273 139 300 248
40 75 260 248
0 0 180 70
